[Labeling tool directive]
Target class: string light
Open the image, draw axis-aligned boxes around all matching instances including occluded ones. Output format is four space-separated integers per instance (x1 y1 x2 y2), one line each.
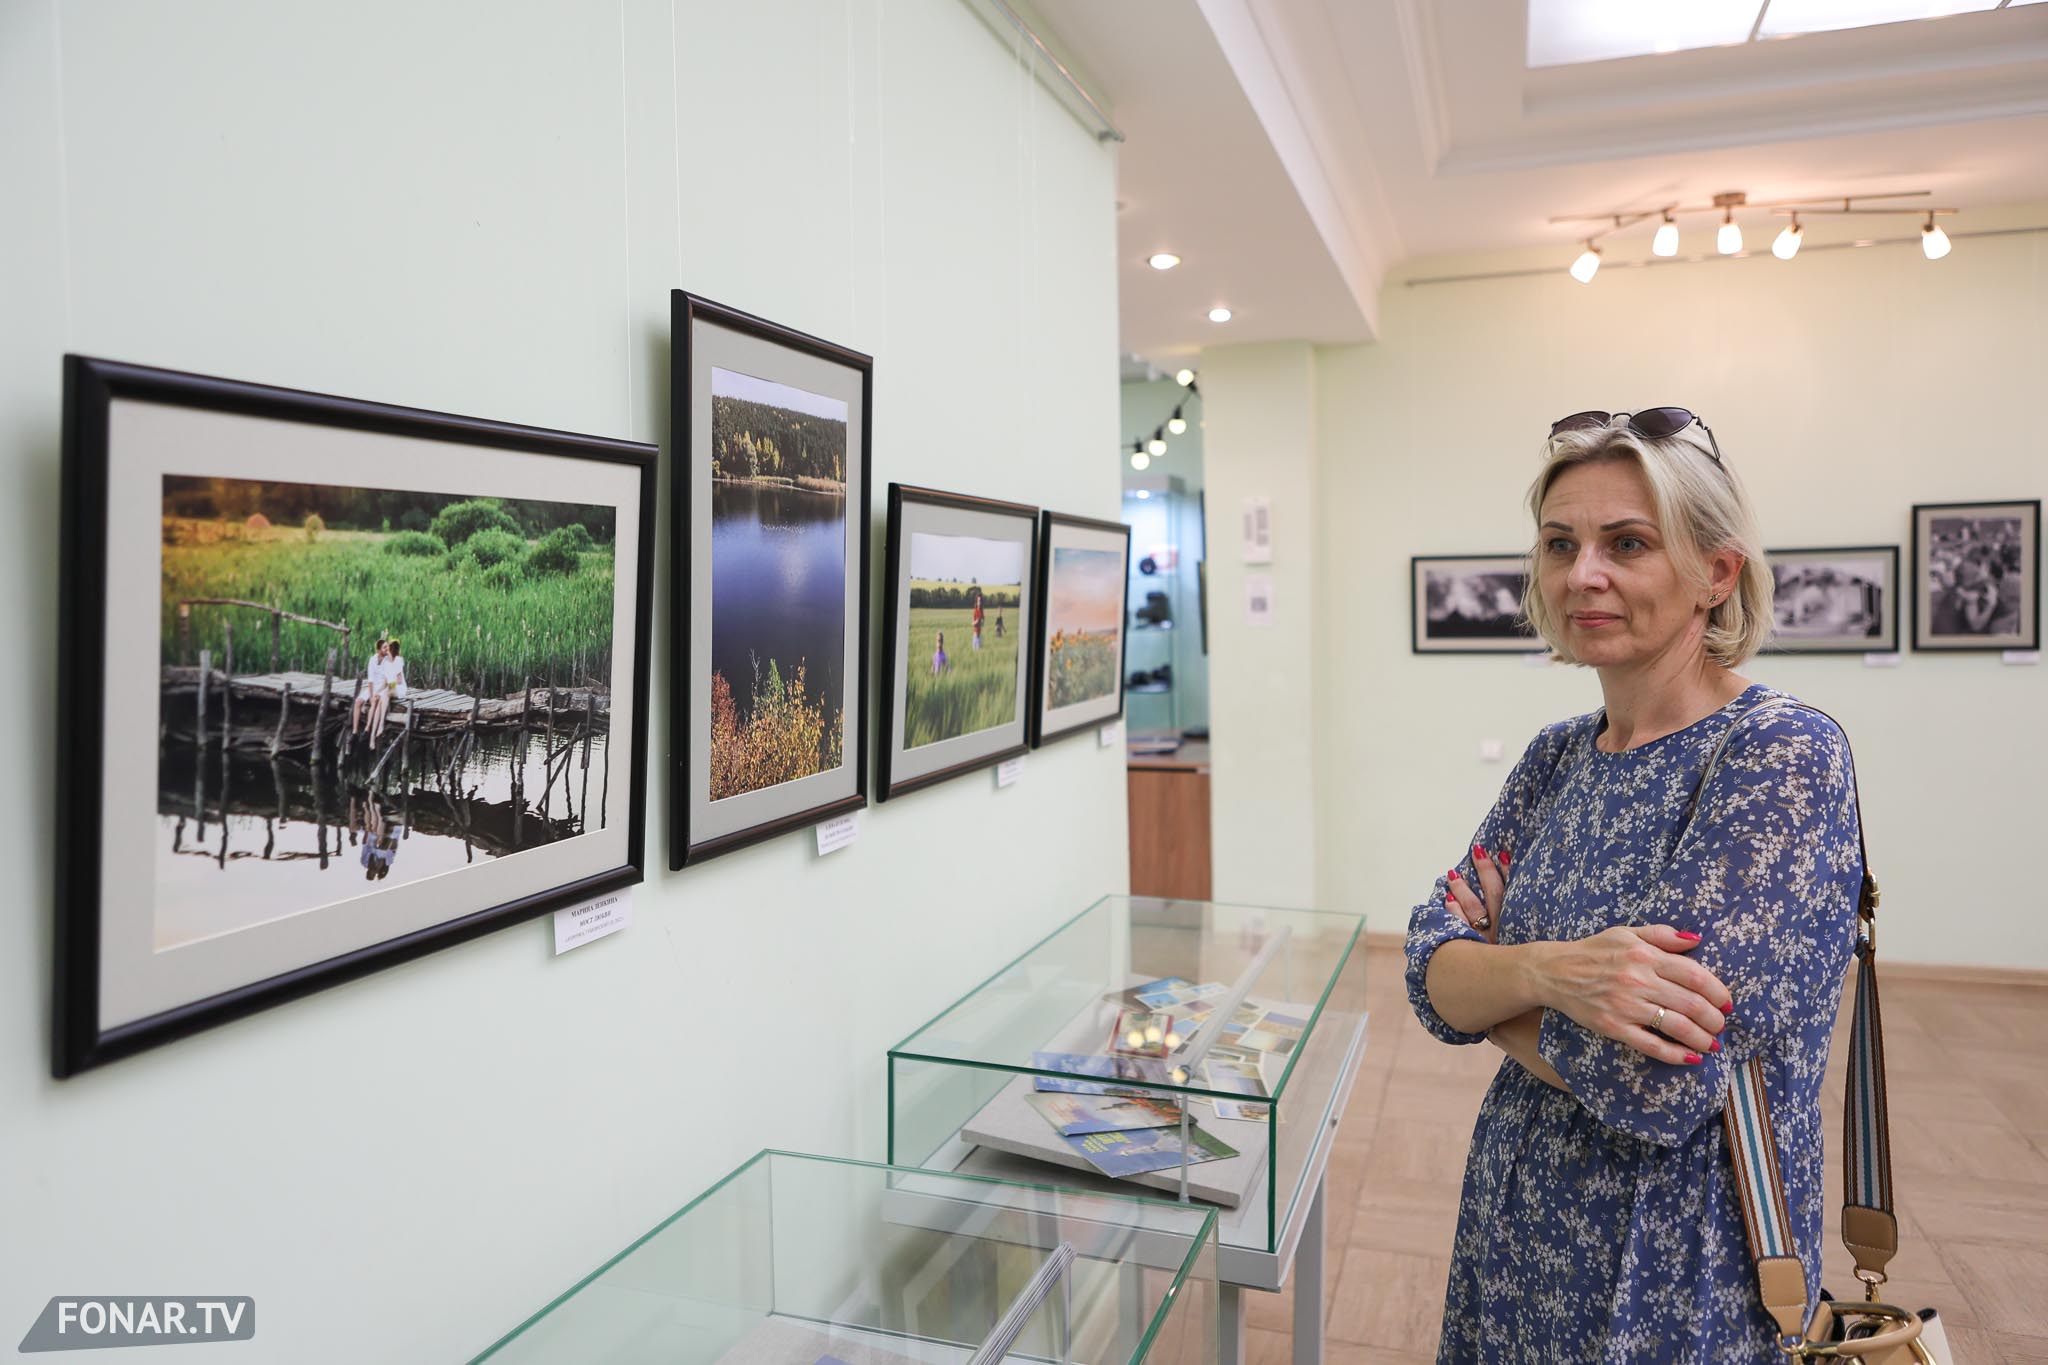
1167 406 1187 435
1175 369 1195 386
1148 437 1167 457
1130 450 1150 471
1123 380 1202 473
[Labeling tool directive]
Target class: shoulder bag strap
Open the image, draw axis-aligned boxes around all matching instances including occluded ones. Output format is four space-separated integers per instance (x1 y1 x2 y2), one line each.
1679 697 1895 1345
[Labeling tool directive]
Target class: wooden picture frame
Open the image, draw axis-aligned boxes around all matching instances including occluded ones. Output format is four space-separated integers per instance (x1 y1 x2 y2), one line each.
1030 510 1132 746
56 355 656 1076
1910 500 2041 652
877 484 1038 800
670 291 872 865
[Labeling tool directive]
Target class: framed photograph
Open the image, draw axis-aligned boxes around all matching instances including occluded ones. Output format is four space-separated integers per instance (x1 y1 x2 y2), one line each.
1911 500 2040 652
55 356 656 1076
1031 511 1132 745
671 291 870 865
1763 546 1900 653
877 484 1037 800
1411 554 1544 653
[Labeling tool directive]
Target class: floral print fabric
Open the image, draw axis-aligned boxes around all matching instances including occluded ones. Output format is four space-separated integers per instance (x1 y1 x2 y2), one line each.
1404 684 1862 1362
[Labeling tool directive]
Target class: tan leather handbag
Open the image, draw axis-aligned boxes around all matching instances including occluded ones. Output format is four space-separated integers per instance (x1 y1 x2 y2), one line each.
1694 700 1950 1363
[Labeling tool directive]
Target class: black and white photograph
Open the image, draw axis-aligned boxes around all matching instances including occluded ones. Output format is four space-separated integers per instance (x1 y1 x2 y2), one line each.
55 356 657 1076
1411 554 1545 654
1764 546 1899 653
1911 500 2041 652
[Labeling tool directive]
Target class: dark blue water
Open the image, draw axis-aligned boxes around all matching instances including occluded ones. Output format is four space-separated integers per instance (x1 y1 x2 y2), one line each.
710 482 846 722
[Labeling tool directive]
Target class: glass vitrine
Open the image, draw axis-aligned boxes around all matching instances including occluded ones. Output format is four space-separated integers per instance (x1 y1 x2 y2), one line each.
887 897 1368 1272
475 1150 1220 1365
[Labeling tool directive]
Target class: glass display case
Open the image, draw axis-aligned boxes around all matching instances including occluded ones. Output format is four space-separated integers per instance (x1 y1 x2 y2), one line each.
475 1150 1220 1365
1121 477 1207 740
887 897 1368 1278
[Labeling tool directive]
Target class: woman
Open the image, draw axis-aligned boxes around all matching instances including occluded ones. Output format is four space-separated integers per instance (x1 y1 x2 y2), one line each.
1405 409 1863 1362
350 638 389 737
366 637 408 739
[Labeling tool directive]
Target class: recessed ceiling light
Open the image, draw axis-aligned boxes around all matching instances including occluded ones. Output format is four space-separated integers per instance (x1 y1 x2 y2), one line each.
1148 253 1181 271
1208 307 1233 323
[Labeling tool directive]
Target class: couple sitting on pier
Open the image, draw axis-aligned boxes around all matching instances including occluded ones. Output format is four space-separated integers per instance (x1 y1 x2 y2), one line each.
349 636 409 740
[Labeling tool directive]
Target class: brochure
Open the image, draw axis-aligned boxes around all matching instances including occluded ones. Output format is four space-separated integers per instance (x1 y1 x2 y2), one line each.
1062 1122 1238 1178
1025 1090 1183 1136
1030 1050 1167 1096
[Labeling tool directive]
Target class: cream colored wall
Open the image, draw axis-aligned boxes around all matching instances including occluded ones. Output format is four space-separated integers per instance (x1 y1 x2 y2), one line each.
1310 207 2048 968
0 1 1124 1358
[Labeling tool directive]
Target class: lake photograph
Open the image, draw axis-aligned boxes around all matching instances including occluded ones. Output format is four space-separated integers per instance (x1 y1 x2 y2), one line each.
707 366 849 800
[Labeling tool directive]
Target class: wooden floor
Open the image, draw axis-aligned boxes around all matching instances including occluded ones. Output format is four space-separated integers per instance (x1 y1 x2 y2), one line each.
1254 944 2048 1365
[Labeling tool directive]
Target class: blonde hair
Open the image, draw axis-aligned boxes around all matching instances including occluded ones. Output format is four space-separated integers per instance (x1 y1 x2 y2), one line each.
1521 416 1773 668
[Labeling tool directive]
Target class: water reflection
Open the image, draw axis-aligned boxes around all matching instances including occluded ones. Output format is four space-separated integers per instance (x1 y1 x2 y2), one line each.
155 726 609 952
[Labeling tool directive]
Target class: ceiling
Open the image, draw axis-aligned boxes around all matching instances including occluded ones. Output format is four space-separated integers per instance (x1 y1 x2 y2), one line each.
1029 0 2048 366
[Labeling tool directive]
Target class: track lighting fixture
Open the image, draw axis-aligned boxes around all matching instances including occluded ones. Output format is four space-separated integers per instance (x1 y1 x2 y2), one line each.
1717 210 1743 256
1772 215 1803 260
1569 245 1601 284
1922 215 1951 260
1549 190 1959 280
1652 213 1678 257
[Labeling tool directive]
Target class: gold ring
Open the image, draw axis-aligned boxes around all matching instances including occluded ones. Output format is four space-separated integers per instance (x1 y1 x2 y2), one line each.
1650 1005 1667 1033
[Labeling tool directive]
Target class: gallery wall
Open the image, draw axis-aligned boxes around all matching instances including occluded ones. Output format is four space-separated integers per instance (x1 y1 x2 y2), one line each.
0 1 1123 1359
1306 207 2048 970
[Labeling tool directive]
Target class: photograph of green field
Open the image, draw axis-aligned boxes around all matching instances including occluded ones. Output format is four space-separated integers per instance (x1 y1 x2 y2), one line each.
903 531 1025 748
1044 546 1124 711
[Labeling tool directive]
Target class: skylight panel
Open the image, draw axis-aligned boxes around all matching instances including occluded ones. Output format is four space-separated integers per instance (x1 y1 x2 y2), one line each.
1527 0 1762 67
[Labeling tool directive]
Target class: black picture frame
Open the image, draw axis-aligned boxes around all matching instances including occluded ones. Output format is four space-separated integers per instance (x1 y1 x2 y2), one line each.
1030 509 1133 746
1910 500 2041 653
670 291 872 865
1761 545 1901 654
55 355 658 1077
876 484 1038 801
1410 553 1546 654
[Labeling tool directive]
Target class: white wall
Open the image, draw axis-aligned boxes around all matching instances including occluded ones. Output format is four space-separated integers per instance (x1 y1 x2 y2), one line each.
1199 343 1320 907
0 2 1124 1358
1308 209 2048 968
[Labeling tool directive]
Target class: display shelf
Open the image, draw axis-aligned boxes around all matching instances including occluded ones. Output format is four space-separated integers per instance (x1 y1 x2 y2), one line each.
887 896 1368 1276
474 1150 1221 1365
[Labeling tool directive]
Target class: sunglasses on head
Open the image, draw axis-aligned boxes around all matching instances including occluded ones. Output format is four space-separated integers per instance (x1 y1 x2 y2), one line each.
1549 407 1723 464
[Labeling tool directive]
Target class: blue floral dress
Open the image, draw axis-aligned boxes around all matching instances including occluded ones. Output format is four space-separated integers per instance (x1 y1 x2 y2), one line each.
1404 684 1863 1363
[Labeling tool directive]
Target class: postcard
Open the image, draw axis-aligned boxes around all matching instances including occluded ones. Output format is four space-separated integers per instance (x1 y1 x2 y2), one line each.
1237 1009 1309 1056
1202 1058 1271 1099
1062 1123 1237 1178
1031 1050 1167 1095
1110 976 1192 1010
1025 1090 1183 1136
1109 1008 1176 1059
1211 1099 1271 1123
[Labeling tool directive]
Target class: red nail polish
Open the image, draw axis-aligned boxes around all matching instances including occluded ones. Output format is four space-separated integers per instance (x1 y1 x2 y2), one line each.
1709 1039 1721 1053
1448 869 1461 882
1721 1001 1735 1015
1473 844 1488 861
1500 851 1511 869
1676 931 1702 943
1684 1052 1703 1065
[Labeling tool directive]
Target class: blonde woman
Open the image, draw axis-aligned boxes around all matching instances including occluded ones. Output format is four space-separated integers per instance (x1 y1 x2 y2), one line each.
1405 409 1863 1361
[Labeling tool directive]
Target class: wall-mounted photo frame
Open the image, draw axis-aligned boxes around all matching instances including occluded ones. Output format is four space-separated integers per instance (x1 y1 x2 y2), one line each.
1031 511 1132 745
876 485 1037 800
671 291 871 865
1410 554 1545 654
55 356 656 1077
1911 500 2040 653
1763 545 1900 654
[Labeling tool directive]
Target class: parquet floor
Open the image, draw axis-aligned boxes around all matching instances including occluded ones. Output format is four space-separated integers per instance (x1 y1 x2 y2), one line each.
1251 944 2048 1364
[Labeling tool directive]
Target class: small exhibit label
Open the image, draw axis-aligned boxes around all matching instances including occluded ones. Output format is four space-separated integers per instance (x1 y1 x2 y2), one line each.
1244 574 1274 627
1242 496 1273 563
2003 650 2041 665
1099 722 1122 748
996 756 1023 787
816 810 861 856
554 889 632 954
1862 652 1903 668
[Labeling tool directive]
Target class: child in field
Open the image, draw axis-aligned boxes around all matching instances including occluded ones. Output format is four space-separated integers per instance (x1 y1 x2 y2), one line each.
931 630 950 676
971 590 985 649
995 606 1005 639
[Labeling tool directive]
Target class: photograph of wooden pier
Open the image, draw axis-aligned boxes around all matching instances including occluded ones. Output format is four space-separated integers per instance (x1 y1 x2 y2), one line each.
155 475 622 949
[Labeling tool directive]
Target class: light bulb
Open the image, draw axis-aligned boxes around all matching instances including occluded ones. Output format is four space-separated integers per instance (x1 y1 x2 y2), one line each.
1208 307 1232 323
1164 1032 1182 1050
1148 438 1166 457
1922 222 1951 260
1175 369 1195 386
1125 1030 1144 1050
1167 416 1187 435
1148 252 1181 270
1717 216 1742 255
1134 489 1151 500
1772 222 1803 260
1652 219 1679 257
1130 451 1151 471
1144 1024 1163 1043
1569 246 1601 284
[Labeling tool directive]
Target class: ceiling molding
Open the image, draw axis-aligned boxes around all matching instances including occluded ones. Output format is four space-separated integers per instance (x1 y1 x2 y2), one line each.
1390 0 1452 176
1193 0 1395 338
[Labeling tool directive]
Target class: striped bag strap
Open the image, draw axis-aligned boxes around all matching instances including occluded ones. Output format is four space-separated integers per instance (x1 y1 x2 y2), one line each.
1686 697 1896 1344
